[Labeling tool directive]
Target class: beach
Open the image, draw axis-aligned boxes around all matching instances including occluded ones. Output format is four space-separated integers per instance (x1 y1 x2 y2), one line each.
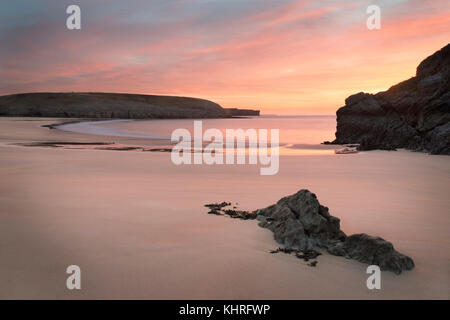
0 117 449 299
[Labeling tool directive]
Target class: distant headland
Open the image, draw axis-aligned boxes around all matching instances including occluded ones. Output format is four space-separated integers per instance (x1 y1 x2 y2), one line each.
0 92 260 119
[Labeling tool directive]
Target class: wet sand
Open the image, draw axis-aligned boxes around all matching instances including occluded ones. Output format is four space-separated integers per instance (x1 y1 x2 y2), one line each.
0 117 449 299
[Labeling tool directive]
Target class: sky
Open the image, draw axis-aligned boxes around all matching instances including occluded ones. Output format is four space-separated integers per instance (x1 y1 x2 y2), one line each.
0 0 449 115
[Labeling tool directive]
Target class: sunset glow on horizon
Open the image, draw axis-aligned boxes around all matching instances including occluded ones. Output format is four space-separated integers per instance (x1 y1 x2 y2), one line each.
1 0 449 115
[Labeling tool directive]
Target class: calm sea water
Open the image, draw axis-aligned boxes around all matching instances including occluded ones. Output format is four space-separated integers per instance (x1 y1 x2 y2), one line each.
60 116 337 148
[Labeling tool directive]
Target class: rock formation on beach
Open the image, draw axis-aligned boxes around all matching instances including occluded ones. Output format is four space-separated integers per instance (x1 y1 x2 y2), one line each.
256 190 346 250
0 92 227 119
207 189 415 274
332 44 450 155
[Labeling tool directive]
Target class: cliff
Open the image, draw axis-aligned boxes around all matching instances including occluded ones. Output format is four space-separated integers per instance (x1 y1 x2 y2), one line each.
332 44 450 155
0 92 226 119
224 108 260 117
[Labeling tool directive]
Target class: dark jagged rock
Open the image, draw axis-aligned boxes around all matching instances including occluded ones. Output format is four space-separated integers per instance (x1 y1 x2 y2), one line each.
256 190 346 251
332 44 450 155
255 189 414 274
327 234 414 274
205 189 414 274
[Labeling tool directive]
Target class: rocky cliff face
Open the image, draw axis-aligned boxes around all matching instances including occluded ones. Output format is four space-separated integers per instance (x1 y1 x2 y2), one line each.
0 92 226 119
333 44 450 155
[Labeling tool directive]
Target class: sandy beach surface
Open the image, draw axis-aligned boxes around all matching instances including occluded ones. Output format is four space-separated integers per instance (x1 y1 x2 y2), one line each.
0 117 449 299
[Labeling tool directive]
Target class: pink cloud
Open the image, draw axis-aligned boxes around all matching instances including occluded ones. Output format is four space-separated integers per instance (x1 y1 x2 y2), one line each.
1 0 449 115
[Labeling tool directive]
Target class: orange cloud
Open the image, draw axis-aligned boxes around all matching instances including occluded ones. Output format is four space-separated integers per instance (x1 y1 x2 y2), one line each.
1 0 449 115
